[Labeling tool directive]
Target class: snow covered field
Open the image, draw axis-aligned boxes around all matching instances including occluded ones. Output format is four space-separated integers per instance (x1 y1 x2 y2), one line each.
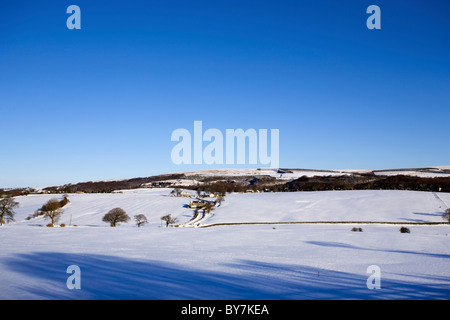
179 167 450 180
206 190 450 225
1 188 449 299
373 171 450 178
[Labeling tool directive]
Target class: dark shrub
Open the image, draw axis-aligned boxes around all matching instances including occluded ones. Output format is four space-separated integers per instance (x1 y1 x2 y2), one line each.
59 196 69 207
443 208 450 223
400 227 410 233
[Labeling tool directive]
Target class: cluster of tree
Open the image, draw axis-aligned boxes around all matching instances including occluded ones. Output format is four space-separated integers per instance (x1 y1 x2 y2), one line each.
173 173 450 195
0 193 181 228
283 174 450 193
183 175 279 195
187 181 266 195
101 208 179 228
355 175 450 192
0 188 35 197
282 175 371 192
43 174 186 194
0 195 71 227
175 172 450 196
102 208 152 227
192 181 242 194
33 195 70 226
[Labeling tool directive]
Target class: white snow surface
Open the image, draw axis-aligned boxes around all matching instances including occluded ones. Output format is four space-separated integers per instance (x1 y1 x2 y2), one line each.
179 167 450 179
373 171 450 178
1 188 449 300
206 190 450 225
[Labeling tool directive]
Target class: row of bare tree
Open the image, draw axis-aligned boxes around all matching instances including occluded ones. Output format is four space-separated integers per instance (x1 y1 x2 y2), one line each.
0 196 180 228
101 208 178 227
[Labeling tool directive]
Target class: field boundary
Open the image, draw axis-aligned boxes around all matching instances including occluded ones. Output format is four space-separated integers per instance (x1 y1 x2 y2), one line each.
199 221 449 228
433 192 449 209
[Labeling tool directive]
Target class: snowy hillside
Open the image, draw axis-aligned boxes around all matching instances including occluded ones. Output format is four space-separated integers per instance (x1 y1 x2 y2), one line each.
8 188 450 228
205 190 450 225
10 189 193 228
0 188 449 300
9 165 448 196
180 166 450 179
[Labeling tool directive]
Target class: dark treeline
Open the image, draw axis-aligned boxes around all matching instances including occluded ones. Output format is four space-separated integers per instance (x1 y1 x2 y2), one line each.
42 173 186 194
2 173 449 196
185 174 450 194
283 174 450 193
182 175 280 195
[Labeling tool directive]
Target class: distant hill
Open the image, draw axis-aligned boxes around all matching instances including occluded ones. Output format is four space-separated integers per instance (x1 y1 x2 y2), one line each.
2 166 449 196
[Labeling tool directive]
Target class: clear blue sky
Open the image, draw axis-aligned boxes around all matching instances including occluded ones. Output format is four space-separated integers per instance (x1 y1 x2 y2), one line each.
1 0 449 188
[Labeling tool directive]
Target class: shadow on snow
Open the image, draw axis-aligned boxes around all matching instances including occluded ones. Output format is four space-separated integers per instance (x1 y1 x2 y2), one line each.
2 252 450 300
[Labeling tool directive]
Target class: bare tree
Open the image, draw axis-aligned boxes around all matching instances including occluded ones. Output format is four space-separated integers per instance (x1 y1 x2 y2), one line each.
41 198 64 227
161 214 178 227
103 207 130 227
134 214 148 227
0 196 19 226
203 202 216 214
215 195 224 206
